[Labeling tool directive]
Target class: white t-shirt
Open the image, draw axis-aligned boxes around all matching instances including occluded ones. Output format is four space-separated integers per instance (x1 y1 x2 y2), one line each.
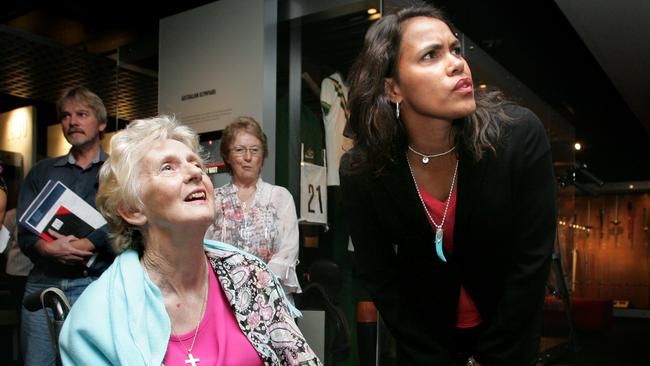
320 72 354 186
5 209 34 276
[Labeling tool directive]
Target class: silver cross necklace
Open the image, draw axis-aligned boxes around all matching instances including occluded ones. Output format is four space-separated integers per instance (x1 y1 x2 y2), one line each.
171 264 209 366
406 154 459 262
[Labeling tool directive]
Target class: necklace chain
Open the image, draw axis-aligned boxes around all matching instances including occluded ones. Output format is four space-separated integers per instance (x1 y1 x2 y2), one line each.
171 262 209 358
407 145 456 164
406 155 458 229
237 184 256 211
406 154 458 262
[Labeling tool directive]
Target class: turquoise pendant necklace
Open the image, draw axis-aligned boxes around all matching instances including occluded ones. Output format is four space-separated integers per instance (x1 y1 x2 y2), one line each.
406 154 459 263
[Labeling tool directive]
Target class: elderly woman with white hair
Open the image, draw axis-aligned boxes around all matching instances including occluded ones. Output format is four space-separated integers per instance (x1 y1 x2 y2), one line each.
59 115 321 366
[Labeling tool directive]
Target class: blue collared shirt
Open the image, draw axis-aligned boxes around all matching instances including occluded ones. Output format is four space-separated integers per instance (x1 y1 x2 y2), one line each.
17 147 114 277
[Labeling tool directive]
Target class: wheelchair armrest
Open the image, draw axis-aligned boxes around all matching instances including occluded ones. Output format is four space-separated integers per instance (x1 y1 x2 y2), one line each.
23 287 71 321
298 282 351 361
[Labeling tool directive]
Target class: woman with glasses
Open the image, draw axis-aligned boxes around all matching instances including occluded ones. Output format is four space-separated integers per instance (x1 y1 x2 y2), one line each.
206 116 302 301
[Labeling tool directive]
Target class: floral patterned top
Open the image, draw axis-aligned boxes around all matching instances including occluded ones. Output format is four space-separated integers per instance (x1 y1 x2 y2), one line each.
59 241 322 366
206 178 301 294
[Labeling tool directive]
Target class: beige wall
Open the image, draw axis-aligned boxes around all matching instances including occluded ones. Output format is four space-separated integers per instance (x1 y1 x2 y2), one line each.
0 106 36 176
46 125 115 157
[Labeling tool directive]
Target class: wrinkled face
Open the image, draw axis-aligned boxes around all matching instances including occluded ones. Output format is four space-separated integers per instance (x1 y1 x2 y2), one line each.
387 16 476 121
226 131 264 183
60 100 106 148
136 139 215 230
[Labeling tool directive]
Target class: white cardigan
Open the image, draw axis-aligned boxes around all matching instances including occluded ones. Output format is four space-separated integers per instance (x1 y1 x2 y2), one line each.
205 178 301 294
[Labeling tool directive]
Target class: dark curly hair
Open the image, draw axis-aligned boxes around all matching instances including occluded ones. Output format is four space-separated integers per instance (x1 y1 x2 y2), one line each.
343 1 510 176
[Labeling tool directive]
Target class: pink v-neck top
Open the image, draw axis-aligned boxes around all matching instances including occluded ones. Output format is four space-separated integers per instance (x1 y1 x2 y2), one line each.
163 259 264 365
419 184 482 329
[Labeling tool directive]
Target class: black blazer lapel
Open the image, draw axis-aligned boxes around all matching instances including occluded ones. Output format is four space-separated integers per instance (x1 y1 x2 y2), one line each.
377 155 441 255
454 149 488 256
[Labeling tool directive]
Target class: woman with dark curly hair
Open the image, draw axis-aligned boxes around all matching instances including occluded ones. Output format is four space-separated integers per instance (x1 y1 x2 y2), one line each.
340 3 556 365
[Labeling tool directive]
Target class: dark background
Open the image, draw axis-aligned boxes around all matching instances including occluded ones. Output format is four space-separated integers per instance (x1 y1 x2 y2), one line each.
434 1 650 183
1 0 648 182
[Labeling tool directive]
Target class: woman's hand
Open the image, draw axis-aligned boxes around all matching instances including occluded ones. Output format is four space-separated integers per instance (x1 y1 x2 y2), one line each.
257 247 272 262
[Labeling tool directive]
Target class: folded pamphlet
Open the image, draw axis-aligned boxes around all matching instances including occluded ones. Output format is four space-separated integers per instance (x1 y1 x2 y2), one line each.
19 180 106 267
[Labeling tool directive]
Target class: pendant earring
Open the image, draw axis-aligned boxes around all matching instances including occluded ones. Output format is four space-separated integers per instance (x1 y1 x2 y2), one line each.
395 101 400 119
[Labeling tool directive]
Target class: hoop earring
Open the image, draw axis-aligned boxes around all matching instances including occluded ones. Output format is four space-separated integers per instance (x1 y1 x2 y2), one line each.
396 101 400 119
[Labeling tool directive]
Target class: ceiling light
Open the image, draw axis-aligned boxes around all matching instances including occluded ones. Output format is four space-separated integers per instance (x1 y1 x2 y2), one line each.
574 142 582 151
368 13 381 21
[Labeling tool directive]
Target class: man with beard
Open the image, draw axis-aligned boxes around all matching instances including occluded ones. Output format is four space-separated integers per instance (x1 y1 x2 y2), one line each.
17 86 114 366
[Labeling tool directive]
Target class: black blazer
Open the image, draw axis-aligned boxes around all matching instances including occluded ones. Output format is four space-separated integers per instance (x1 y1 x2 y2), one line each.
340 105 557 366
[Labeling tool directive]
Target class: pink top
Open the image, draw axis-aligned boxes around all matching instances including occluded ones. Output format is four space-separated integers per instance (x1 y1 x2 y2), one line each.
164 258 264 366
419 184 482 329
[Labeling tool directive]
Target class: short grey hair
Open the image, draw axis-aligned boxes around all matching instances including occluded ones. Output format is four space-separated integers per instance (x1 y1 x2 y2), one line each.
96 115 200 254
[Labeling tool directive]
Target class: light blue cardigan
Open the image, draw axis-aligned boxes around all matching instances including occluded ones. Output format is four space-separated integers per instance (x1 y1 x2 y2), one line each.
59 240 306 366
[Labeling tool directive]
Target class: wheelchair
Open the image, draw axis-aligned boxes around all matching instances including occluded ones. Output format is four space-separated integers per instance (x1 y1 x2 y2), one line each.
23 287 71 366
295 259 351 365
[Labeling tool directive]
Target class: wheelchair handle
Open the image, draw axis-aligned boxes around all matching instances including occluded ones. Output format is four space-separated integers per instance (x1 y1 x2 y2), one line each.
23 287 71 321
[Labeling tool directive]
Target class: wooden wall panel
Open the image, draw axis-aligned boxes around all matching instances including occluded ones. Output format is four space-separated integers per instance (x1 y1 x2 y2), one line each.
563 193 650 308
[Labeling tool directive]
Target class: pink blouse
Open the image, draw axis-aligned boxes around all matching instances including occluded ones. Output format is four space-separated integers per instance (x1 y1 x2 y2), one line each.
164 259 264 366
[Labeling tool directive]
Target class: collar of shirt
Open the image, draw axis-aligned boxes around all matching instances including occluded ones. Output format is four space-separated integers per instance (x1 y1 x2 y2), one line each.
53 146 109 168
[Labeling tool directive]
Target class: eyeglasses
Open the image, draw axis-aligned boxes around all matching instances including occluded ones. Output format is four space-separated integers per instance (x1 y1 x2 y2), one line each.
231 146 261 156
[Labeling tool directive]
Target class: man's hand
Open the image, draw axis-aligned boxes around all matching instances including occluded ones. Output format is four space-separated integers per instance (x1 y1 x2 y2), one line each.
34 229 95 265
69 238 96 252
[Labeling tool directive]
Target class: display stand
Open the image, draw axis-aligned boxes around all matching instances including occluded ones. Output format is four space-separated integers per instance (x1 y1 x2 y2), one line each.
537 231 579 365
537 162 603 365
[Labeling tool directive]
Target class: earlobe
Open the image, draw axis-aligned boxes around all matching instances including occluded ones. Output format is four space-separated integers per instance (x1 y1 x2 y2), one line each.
384 78 402 103
117 205 147 226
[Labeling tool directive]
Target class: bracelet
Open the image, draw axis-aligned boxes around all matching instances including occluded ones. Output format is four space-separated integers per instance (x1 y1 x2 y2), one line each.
465 356 477 366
